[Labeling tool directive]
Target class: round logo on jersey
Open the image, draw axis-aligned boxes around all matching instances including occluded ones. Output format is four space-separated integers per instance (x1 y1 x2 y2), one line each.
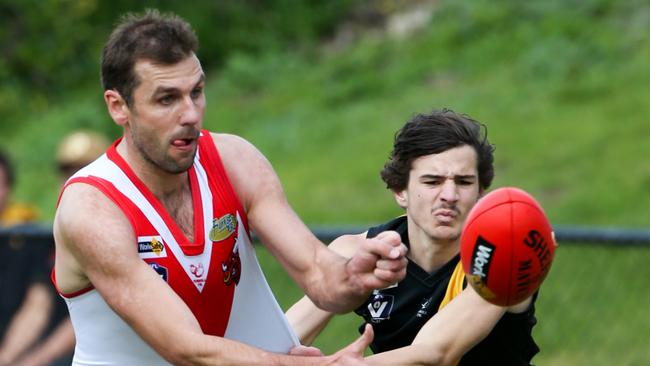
222 242 241 286
210 213 237 242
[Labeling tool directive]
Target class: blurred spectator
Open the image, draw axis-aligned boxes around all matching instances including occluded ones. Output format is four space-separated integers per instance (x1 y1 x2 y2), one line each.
0 150 52 366
56 130 111 178
7 131 110 366
0 152 38 226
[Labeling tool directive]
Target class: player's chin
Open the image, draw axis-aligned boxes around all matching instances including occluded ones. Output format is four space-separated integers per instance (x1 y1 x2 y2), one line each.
166 152 196 173
430 226 461 242
174 148 198 164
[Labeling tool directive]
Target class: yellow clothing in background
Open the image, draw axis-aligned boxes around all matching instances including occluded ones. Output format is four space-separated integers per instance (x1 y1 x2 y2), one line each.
0 202 39 226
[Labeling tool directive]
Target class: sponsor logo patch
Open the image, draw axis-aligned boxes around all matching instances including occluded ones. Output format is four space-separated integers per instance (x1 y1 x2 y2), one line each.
222 240 241 286
469 236 497 300
209 213 237 242
416 298 432 318
189 262 206 290
367 292 394 322
137 236 167 259
148 263 168 282
190 263 205 278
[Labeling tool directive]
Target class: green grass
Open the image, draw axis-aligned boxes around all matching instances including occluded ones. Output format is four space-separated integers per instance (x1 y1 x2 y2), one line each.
3 0 649 362
535 244 650 365
258 243 650 364
9 2 650 228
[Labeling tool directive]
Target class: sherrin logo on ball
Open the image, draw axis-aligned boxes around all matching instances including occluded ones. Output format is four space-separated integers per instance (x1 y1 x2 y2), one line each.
460 187 558 306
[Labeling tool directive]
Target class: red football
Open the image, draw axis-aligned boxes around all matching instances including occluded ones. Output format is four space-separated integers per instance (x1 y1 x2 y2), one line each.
460 187 556 306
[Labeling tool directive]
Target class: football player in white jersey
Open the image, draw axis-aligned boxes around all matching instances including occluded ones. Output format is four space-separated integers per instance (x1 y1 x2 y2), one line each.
53 9 407 366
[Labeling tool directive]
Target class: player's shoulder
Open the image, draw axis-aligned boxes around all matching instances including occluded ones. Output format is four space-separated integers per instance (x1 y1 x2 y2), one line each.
207 132 266 162
207 131 254 149
205 132 270 172
367 216 408 239
56 183 129 239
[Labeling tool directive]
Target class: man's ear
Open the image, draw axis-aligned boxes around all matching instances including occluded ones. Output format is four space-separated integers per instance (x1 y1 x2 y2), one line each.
393 189 408 209
104 90 129 126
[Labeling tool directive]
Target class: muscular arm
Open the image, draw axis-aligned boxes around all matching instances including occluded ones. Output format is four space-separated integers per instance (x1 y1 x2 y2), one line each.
54 183 373 366
286 235 362 345
0 283 53 365
215 133 406 313
365 287 533 366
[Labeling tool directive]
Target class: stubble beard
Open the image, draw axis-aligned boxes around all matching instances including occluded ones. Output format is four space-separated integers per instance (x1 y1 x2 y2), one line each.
131 127 196 175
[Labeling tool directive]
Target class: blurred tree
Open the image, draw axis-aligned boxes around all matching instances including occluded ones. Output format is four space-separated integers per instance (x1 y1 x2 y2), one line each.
0 0 353 132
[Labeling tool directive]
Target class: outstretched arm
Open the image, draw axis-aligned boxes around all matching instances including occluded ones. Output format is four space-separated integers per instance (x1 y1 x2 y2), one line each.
55 179 377 366
286 234 364 345
365 286 532 366
216 133 407 313
286 296 335 346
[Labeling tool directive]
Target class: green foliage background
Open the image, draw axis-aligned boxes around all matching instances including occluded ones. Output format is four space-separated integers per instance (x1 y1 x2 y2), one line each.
2 0 649 364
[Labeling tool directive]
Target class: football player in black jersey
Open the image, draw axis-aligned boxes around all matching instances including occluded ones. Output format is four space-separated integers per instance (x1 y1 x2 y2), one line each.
287 109 540 365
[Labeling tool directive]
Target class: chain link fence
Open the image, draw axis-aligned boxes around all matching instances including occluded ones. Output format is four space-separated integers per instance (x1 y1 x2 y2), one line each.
304 225 650 365
2 225 648 365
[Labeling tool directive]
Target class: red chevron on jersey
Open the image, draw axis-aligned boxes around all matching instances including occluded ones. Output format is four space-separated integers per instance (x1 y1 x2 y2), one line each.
55 131 297 364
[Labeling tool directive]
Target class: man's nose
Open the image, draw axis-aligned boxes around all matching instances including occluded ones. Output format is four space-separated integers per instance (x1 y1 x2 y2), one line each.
440 180 459 203
179 95 202 126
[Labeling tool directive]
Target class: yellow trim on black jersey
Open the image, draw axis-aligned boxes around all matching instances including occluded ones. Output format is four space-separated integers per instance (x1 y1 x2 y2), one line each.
438 260 465 311
438 260 466 366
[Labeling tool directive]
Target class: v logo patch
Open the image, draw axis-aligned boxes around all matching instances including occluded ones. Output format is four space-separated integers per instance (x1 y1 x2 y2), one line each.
368 301 388 318
367 294 394 320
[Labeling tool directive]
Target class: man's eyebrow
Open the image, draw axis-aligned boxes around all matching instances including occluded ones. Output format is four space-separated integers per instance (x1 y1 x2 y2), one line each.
419 174 477 180
152 85 179 96
153 74 205 96
454 174 478 180
195 74 206 86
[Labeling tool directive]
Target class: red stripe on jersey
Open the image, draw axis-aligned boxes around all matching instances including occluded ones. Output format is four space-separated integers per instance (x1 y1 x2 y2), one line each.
55 132 248 336
198 132 250 234
105 141 206 255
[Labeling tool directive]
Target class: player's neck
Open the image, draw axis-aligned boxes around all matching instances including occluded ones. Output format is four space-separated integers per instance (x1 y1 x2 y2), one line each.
407 226 459 273
116 139 189 199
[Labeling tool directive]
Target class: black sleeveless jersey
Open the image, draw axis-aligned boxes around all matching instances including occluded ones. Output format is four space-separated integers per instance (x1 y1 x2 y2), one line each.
354 216 540 365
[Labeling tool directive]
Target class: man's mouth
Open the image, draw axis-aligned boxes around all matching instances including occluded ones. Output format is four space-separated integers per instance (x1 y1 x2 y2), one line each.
433 208 459 223
172 138 194 148
171 130 200 150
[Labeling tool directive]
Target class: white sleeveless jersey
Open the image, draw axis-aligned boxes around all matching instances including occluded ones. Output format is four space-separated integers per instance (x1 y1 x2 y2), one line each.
55 132 298 365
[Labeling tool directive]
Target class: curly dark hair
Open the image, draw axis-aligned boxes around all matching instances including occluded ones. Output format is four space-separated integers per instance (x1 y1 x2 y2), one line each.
380 109 495 192
101 9 199 107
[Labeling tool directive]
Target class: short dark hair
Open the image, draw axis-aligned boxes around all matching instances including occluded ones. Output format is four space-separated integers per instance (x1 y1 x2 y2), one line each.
101 9 199 107
380 109 495 192
0 150 15 188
